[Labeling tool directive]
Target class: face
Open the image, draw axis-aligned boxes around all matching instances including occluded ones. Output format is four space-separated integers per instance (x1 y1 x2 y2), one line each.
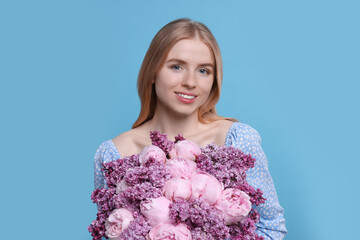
154 38 215 118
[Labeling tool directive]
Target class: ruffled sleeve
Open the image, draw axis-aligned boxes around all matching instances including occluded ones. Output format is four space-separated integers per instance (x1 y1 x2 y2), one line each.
225 122 287 239
94 140 121 190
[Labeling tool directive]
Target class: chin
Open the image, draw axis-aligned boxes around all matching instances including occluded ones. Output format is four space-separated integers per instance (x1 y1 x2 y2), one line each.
171 107 198 118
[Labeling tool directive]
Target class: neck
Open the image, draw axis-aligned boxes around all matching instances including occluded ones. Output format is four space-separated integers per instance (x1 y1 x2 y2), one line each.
146 106 204 140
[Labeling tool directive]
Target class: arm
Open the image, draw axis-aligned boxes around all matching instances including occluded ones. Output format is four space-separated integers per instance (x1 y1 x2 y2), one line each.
227 123 287 239
94 142 106 190
94 140 121 190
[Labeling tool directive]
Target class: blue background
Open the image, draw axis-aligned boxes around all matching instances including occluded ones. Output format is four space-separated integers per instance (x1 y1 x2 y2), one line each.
1 0 359 239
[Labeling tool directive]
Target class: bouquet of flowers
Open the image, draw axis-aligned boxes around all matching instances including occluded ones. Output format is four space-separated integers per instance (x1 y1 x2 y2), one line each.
88 131 266 240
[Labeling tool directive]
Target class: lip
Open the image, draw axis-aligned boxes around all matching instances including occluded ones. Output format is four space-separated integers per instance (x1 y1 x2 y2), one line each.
175 92 197 104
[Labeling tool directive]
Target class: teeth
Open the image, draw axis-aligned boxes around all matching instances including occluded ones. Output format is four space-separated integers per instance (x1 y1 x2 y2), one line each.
177 93 195 99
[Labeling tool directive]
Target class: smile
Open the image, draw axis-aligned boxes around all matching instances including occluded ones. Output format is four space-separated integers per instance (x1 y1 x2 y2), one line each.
175 92 197 104
175 92 196 99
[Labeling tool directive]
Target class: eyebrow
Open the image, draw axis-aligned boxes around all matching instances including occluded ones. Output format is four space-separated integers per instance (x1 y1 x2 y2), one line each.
166 58 214 69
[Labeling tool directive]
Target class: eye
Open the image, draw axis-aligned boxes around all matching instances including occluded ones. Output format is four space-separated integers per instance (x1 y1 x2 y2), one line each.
171 64 182 71
199 68 210 75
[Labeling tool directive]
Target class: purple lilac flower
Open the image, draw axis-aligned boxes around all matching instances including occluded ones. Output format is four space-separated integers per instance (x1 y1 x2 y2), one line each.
150 131 174 155
91 188 116 212
124 160 171 188
198 143 256 189
103 154 140 188
123 182 162 201
110 182 164 218
169 199 230 239
174 134 185 143
88 211 108 239
229 210 264 240
191 228 214 240
111 191 141 215
120 215 151 240
237 181 266 206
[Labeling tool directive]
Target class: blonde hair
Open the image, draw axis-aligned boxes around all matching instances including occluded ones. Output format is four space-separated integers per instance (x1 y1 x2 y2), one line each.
132 18 236 128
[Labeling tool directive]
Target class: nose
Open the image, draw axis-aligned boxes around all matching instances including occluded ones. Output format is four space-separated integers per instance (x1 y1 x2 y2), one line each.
181 71 196 88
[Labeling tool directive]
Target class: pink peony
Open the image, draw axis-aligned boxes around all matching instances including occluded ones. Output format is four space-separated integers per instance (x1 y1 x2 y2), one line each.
105 208 134 239
190 172 223 205
148 223 192 240
170 140 201 161
140 196 173 227
163 177 192 201
214 188 252 224
139 145 167 165
165 157 197 179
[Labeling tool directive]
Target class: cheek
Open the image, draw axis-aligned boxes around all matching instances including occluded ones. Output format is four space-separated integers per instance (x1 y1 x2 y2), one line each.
154 83 165 102
154 78 173 102
155 71 177 89
200 78 215 95
154 74 167 96
200 78 215 103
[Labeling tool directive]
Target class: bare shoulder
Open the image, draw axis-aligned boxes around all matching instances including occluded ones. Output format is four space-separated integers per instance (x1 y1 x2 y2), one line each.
190 119 235 147
112 127 152 157
212 119 235 145
214 119 235 129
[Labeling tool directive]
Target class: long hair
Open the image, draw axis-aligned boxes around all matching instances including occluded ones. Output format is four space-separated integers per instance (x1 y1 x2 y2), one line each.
132 18 236 128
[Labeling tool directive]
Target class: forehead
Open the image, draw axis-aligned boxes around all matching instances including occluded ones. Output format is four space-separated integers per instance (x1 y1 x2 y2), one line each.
166 38 214 64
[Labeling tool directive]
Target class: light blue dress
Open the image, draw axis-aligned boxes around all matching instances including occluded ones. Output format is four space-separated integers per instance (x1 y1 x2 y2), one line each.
93 122 287 239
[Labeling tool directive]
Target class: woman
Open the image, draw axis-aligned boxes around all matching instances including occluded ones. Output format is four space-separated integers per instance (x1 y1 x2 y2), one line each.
94 18 287 239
